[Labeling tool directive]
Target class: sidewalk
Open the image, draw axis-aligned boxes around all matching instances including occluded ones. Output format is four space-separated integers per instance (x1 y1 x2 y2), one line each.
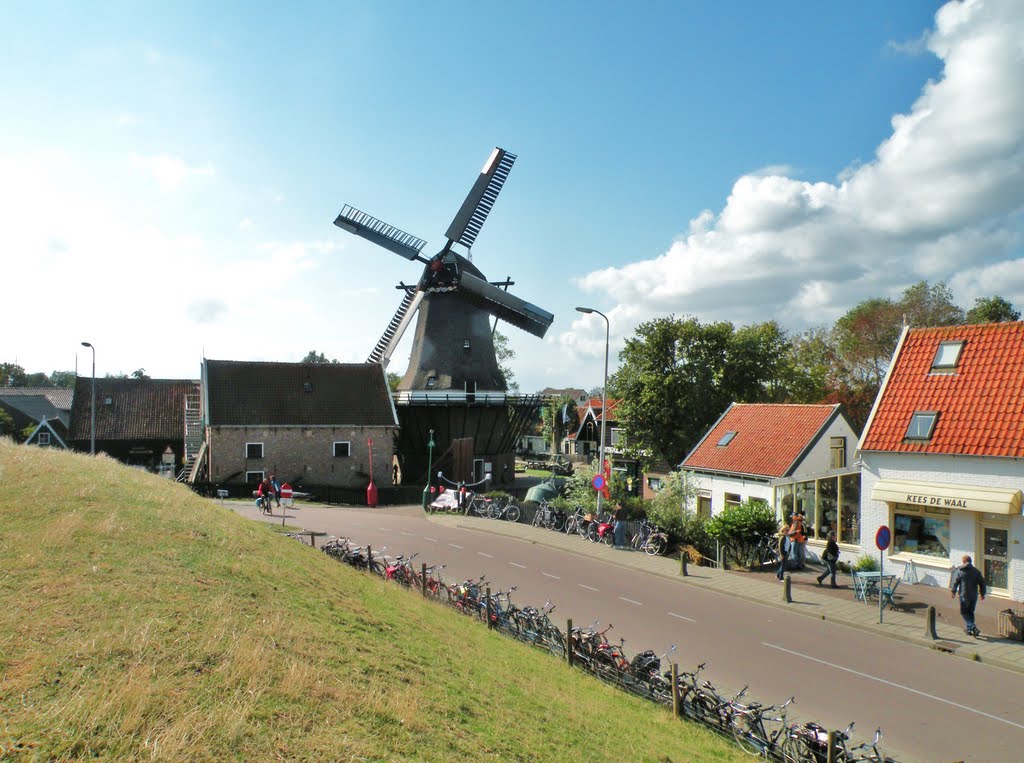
427 511 1024 676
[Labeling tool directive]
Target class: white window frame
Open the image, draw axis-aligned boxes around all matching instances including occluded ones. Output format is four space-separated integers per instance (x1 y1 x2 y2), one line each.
717 431 737 447
246 470 264 484
724 492 742 509
333 441 351 458
830 436 846 469
931 341 964 372
245 442 264 459
38 431 51 446
905 412 938 441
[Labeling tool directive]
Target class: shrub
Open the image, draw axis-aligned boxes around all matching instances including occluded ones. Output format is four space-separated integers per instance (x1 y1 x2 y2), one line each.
705 499 778 569
853 554 880 572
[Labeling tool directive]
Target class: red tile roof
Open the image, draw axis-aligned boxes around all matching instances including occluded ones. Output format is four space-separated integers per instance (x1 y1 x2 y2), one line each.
682 403 843 478
860 322 1024 457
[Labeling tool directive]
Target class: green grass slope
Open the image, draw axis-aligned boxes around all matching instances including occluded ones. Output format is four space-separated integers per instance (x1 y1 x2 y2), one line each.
0 439 744 762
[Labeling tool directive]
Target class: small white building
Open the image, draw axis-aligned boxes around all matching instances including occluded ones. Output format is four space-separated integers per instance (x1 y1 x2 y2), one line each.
680 403 860 537
857 322 1024 601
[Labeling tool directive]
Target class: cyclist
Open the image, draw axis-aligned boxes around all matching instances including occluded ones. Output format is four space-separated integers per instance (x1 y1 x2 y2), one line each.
256 477 274 514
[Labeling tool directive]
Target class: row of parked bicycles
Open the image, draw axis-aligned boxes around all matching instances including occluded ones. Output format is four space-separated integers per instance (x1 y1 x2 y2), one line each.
313 534 897 762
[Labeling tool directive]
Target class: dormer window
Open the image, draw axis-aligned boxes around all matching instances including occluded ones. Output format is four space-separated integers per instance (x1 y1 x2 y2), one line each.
303 382 313 393
717 431 737 447
463 339 471 350
931 341 964 373
426 376 437 389
905 411 938 441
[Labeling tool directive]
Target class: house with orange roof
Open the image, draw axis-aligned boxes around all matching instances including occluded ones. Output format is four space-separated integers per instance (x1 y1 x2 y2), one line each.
680 403 860 558
857 322 1024 600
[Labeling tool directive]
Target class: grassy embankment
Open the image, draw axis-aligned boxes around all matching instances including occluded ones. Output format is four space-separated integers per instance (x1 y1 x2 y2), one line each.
0 439 744 761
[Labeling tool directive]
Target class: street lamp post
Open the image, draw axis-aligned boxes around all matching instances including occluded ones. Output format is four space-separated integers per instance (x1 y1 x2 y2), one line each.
422 429 436 510
80 341 96 455
575 307 609 515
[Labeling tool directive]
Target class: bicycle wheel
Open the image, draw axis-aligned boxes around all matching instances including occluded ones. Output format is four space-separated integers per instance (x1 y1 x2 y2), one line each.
730 714 765 756
551 513 565 531
645 536 666 556
781 735 817 763
505 504 521 523
602 530 614 547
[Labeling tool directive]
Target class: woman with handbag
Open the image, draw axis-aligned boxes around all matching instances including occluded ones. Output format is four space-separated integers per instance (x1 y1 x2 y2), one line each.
817 531 840 588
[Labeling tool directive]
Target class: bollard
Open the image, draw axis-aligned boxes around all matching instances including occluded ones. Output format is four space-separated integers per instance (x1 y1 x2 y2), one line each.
671 663 681 719
421 563 428 597
783 575 793 603
826 730 837 763
566 618 573 667
680 552 688 577
486 587 493 629
924 605 937 640
367 545 372 574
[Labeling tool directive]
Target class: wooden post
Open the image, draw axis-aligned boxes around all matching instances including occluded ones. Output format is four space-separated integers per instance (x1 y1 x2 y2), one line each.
367 545 372 574
486 587 493 629
671 662 681 718
680 552 688 577
924 605 938 640
783 575 793 603
826 730 837 763
566 618 573 667
421 563 428 597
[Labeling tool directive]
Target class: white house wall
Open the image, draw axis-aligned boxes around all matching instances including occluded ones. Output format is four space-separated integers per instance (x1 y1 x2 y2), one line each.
689 473 772 513
793 416 860 473
860 451 1024 600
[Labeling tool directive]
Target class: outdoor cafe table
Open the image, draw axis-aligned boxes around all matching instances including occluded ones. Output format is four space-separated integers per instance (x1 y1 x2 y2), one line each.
852 571 898 607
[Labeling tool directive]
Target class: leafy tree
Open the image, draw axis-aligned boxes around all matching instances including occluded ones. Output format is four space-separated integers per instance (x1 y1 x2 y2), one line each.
966 295 1020 324
0 407 15 437
705 499 778 569
610 316 800 466
0 363 26 386
833 297 902 388
131 368 150 380
386 372 402 392
900 280 964 328
302 350 337 364
493 330 518 392
782 327 835 403
48 371 76 388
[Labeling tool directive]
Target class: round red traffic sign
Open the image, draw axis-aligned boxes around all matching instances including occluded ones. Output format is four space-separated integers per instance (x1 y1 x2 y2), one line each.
592 474 605 491
875 525 891 551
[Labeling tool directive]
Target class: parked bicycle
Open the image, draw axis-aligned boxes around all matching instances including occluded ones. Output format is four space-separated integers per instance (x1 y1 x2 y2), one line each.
531 501 565 531
729 694 797 758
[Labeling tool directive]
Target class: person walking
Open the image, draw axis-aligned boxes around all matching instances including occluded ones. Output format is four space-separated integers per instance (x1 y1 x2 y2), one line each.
775 521 790 581
951 554 986 637
612 502 628 549
817 531 840 587
789 513 808 570
269 474 281 507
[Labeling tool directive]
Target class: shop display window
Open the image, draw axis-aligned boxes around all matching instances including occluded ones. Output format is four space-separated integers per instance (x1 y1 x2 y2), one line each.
816 477 837 540
892 503 950 558
796 480 816 534
839 473 860 545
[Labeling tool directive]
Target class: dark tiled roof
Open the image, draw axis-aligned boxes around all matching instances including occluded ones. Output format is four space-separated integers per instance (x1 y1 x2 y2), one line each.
682 403 842 478
204 360 397 427
0 387 72 410
0 394 68 427
69 377 198 441
860 322 1024 457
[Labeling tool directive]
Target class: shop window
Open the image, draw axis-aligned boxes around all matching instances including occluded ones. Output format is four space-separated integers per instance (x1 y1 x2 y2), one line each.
246 470 264 484
905 412 938 441
892 503 950 558
839 473 861 545
830 437 846 469
816 477 837 540
931 341 964 373
333 441 351 458
717 431 737 447
246 442 263 459
775 483 794 520
724 492 741 509
795 480 816 533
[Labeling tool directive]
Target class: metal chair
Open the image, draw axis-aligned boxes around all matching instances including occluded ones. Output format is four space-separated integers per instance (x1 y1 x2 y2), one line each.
880 577 901 611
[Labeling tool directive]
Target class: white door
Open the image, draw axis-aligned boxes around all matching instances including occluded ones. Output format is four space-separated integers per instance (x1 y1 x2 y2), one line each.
979 524 1010 596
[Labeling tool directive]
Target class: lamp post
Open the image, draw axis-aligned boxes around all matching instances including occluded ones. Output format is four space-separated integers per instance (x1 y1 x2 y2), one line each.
421 429 436 510
575 307 609 515
80 341 96 455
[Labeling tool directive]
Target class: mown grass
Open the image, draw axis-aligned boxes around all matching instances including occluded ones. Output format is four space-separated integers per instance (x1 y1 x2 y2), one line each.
0 439 744 762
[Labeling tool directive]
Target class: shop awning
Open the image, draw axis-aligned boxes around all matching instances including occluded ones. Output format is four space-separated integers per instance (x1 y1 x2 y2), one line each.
871 479 1023 515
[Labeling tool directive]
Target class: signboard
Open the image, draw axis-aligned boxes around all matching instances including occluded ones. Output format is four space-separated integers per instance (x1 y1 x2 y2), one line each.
875 525 891 551
592 474 605 491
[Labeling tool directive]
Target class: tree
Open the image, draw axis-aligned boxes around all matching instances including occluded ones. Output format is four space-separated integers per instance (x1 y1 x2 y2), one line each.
610 316 801 467
966 295 1020 324
0 407 15 438
302 350 337 364
493 330 518 392
540 394 577 455
832 297 903 388
386 372 402 392
49 371 76 388
900 280 964 328
706 498 778 568
0 363 26 386
131 368 150 380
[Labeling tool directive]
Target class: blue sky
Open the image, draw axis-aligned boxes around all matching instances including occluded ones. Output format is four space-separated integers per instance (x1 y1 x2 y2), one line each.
5 1 1023 392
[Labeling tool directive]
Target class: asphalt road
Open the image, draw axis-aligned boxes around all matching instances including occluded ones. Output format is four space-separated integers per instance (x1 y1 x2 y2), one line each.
243 502 1024 763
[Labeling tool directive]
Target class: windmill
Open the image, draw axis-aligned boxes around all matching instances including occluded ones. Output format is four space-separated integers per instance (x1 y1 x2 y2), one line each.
333 147 553 393
332 147 553 486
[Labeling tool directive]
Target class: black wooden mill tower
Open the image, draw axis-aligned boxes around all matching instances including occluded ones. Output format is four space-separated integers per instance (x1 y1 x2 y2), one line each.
333 148 553 486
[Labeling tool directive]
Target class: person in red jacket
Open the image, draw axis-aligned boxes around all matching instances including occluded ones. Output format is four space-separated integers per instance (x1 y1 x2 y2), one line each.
256 477 274 514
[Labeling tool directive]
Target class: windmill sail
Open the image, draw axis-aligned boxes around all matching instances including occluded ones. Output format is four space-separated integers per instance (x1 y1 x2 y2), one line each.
334 205 428 262
458 271 553 338
367 290 424 366
445 148 516 248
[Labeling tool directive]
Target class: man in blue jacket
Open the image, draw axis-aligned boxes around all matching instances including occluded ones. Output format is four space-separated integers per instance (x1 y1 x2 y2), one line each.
950 554 986 637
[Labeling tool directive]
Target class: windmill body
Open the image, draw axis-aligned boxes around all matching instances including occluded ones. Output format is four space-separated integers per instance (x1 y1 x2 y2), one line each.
333 147 552 486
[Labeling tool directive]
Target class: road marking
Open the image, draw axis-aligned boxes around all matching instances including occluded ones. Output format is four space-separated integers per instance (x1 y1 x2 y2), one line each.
509 562 527 569
667 612 696 622
477 551 494 558
424 537 438 542
448 543 464 550
377 527 390 532
763 642 1024 731
618 596 643 606
401 530 415 536
541 572 561 580
578 584 599 592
